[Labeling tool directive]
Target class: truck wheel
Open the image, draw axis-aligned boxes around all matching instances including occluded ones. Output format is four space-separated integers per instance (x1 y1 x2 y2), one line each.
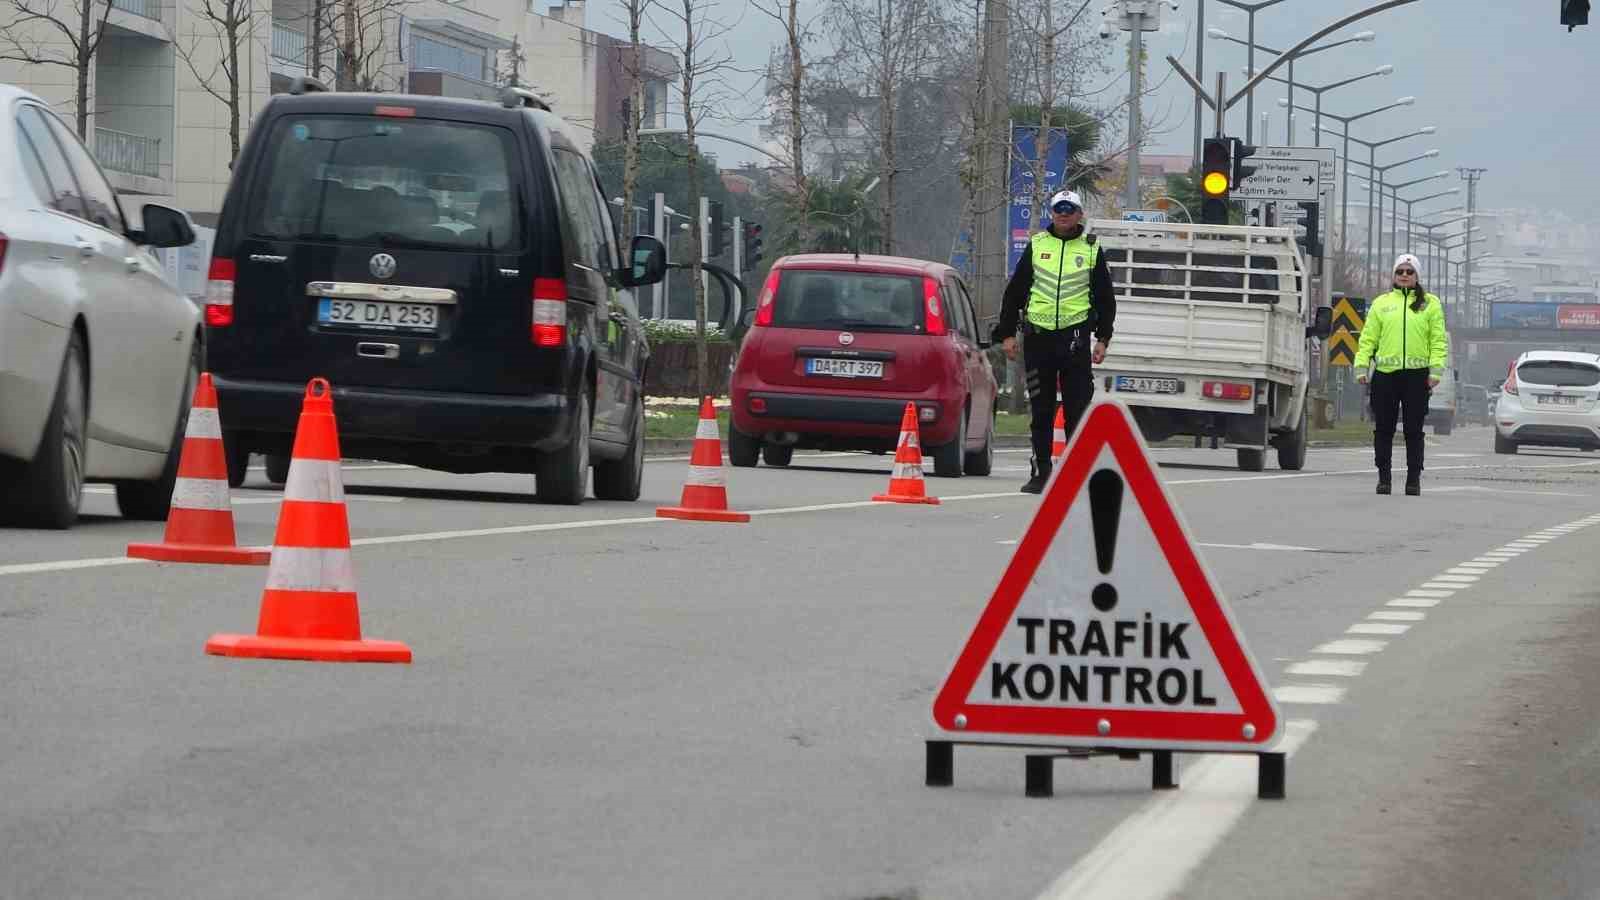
1236 447 1266 472
728 427 760 467
1276 408 1308 471
1494 431 1517 455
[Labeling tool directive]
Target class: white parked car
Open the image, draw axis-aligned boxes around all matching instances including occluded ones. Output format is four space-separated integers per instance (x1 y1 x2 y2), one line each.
1 85 200 528
1493 350 1600 455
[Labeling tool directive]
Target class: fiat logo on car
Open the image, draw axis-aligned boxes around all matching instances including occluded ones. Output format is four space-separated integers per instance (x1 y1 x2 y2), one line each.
369 253 397 280
838 332 855 346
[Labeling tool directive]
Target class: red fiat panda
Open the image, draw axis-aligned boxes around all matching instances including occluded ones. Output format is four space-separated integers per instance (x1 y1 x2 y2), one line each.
728 254 998 477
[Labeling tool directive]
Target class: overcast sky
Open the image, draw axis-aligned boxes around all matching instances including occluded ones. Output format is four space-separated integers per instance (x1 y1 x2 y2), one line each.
581 0 1596 219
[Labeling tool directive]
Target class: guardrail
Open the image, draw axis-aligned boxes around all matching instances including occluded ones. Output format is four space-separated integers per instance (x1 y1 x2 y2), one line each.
94 127 161 178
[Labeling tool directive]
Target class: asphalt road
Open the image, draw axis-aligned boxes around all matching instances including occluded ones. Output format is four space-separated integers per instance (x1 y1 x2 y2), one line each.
2 421 1597 899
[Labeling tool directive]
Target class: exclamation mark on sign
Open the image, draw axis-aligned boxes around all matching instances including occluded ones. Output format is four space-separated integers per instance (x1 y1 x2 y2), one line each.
1088 469 1124 612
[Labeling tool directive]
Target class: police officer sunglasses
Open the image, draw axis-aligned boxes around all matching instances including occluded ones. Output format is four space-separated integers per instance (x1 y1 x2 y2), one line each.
1394 268 1416 276
1051 203 1080 215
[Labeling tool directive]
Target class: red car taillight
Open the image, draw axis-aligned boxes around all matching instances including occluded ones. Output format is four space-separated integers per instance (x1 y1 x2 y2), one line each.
0 232 9 277
532 277 568 346
1503 362 1519 396
752 269 780 327
922 276 947 336
205 257 235 327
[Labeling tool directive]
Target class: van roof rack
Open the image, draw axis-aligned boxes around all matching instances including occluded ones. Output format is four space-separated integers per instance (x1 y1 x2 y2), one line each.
500 87 551 111
288 76 329 95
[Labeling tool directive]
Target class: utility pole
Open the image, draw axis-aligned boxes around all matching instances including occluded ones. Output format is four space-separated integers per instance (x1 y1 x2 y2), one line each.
1458 167 1486 326
976 0 1009 322
1104 1 1170 213
1193 0 1205 163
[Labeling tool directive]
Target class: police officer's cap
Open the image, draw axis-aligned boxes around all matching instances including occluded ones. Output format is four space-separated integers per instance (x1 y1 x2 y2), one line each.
1049 190 1083 214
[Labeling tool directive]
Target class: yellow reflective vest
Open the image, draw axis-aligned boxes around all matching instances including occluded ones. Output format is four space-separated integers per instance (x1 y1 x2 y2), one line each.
1026 229 1097 331
1353 289 1449 375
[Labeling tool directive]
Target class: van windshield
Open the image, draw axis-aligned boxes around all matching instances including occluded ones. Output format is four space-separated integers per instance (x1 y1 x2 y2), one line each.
773 269 925 332
248 115 521 251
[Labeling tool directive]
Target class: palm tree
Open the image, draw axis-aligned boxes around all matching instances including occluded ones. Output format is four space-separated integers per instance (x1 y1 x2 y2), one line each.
1009 103 1111 197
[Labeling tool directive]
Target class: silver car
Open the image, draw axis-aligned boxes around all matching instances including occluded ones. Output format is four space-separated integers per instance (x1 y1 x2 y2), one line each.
1 85 200 528
1493 350 1600 455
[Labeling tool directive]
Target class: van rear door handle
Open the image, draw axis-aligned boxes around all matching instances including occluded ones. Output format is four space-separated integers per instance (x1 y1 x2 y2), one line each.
356 342 400 360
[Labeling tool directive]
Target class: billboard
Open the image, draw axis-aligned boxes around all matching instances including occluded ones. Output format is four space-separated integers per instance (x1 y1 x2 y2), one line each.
1007 124 1070 276
1491 302 1600 330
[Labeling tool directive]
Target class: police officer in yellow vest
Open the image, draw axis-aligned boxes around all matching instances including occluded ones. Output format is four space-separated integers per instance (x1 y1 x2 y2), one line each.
996 190 1116 493
1354 253 1450 496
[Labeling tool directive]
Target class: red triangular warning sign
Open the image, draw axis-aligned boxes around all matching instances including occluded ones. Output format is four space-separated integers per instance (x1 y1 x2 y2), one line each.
932 400 1280 751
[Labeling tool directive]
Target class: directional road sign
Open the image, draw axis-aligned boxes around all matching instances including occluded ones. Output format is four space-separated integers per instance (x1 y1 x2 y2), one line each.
1234 157 1322 202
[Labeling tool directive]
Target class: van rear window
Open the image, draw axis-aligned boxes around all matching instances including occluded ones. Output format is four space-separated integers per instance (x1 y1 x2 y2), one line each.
1517 360 1600 387
248 115 521 251
774 269 924 332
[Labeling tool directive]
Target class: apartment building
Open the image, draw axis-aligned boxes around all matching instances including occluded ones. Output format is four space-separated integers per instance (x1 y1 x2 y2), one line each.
0 0 675 215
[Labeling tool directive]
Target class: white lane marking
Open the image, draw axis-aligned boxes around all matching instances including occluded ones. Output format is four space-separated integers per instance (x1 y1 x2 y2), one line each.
0 557 150 577
1274 684 1346 705
1388 597 1441 608
1285 659 1366 677
1197 542 1321 552
996 539 1019 546
1370 611 1426 622
1446 567 1489 575
1312 639 1388 655
1464 560 1503 566
1034 720 1317 900
1419 582 1470 591
1406 589 1456 598
1347 623 1411 636
1430 486 1590 497
1431 574 1479 583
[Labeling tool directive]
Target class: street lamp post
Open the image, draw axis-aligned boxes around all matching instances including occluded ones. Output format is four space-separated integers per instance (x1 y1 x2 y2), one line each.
1310 114 1428 284
1347 150 1440 269
1264 65 1393 151
1362 187 1457 257
1408 213 1473 283
1211 0 1294 144
1372 170 1449 278
1210 28 1376 144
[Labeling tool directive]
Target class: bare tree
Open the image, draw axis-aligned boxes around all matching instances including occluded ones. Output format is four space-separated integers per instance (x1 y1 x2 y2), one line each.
825 0 944 255
754 0 813 247
0 0 114 137
614 0 653 240
171 0 259 161
329 0 408 91
649 0 740 398
497 34 525 88
1009 0 1105 232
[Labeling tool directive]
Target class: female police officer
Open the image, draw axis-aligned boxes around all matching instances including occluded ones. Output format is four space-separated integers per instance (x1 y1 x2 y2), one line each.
1354 253 1450 496
995 190 1116 494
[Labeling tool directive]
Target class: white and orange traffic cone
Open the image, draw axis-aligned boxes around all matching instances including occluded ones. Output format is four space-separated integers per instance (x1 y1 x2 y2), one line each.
127 373 270 565
1051 404 1068 461
205 378 410 663
873 403 940 505
657 397 751 523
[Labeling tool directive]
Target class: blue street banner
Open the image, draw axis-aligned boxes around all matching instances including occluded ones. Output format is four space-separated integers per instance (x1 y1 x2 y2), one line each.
1007 124 1071 276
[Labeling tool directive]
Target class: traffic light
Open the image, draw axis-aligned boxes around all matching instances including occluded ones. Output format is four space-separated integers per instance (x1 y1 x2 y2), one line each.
1200 137 1231 224
707 200 725 256
743 222 764 267
1231 139 1258 188
1297 201 1322 258
1563 0 1589 30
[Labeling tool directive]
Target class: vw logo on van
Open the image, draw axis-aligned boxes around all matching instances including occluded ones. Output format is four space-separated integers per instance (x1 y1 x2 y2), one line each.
369 253 398 280
838 332 855 346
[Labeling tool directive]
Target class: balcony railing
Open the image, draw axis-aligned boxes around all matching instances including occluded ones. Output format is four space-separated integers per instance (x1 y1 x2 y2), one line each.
272 23 307 65
110 0 159 20
94 127 161 179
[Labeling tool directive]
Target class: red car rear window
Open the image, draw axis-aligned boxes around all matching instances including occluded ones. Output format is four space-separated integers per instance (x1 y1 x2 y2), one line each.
772 269 925 332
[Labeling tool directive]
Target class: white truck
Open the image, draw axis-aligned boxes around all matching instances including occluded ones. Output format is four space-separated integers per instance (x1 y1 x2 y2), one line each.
1089 219 1332 472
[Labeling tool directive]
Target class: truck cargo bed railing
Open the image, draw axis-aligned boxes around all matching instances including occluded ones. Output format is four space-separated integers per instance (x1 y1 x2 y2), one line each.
1091 219 1305 309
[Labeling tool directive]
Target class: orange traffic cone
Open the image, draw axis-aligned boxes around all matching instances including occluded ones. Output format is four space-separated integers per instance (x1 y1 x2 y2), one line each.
873 403 940 505
205 378 410 663
657 397 751 523
1051 404 1068 460
127 373 270 565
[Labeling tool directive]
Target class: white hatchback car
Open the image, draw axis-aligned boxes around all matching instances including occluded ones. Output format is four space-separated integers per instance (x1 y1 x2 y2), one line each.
1493 350 1600 455
1 86 201 528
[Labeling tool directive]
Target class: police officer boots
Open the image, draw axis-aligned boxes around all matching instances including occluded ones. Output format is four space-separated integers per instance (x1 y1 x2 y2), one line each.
1376 468 1392 495
1405 470 1421 496
1021 458 1050 494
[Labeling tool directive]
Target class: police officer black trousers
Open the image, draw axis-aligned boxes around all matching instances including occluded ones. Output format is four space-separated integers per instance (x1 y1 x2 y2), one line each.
1370 368 1430 487
1024 323 1095 478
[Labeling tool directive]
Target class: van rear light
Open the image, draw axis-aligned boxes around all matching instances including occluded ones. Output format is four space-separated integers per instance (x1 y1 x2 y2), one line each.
532 277 567 346
1503 361 1519 396
205 257 236 327
374 105 416 118
0 232 8 277
922 276 947 335
753 269 780 327
1202 381 1253 401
